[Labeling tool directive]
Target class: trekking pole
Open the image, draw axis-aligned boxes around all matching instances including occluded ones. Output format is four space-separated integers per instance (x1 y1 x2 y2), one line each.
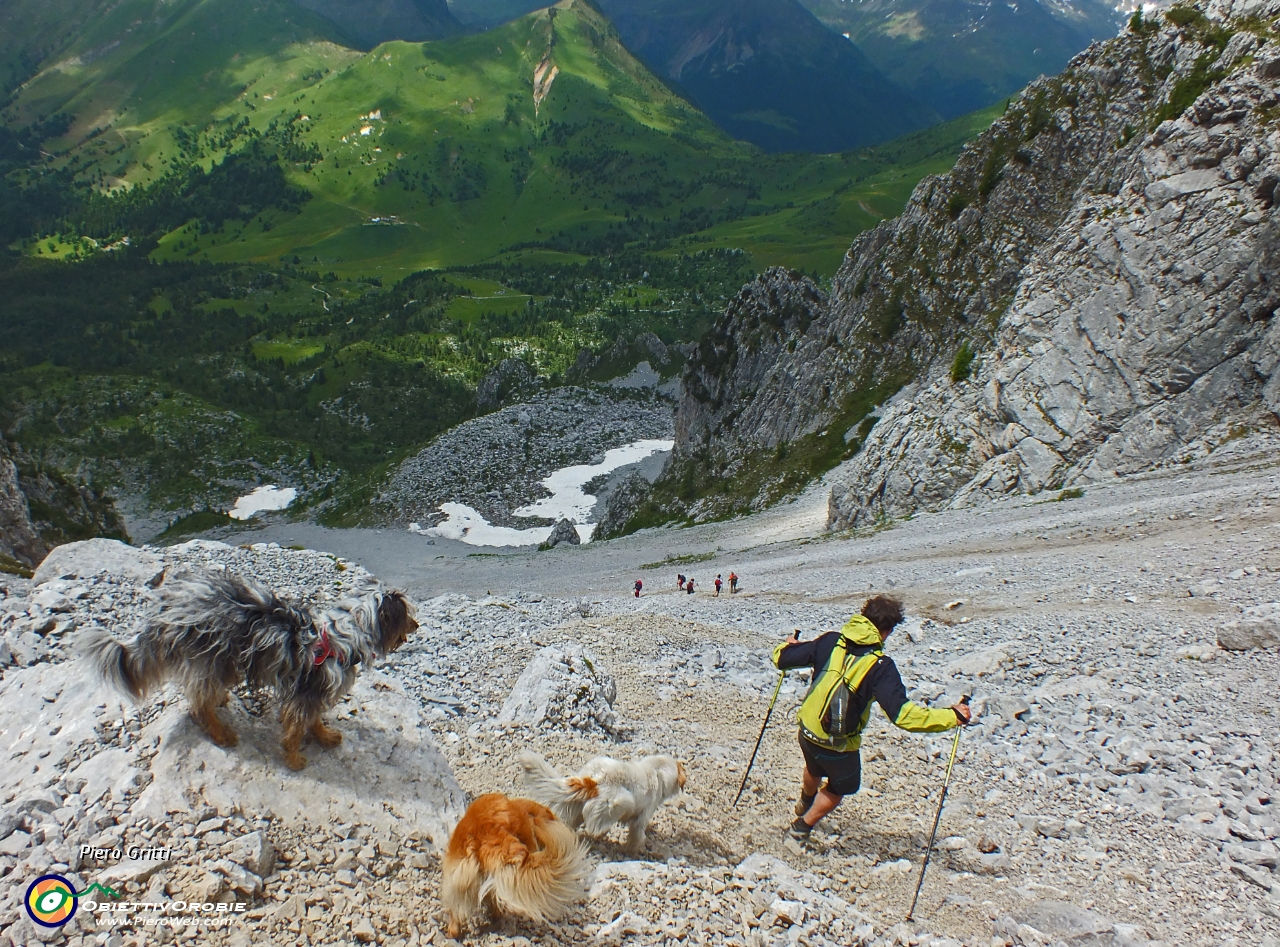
732 630 802 809
906 696 969 922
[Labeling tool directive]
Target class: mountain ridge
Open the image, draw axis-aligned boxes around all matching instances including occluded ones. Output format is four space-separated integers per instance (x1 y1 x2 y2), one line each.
799 0 1124 120
446 0 938 152
292 0 463 48
593 0 939 152
630 0 1280 529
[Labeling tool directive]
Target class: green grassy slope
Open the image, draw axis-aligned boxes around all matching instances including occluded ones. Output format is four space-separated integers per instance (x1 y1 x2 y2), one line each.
2 0 358 190
4 0 1002 277
0 0 106 96
677 101 1004 272
145 0 758 274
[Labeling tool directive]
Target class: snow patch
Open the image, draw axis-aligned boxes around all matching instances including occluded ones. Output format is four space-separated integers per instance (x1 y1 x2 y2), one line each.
228 486 297 520
418 439 673 546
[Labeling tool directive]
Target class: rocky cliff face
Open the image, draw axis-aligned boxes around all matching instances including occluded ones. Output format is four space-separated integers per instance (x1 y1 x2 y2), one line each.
831 8 1280 527
0 436 42 570
0 435 127 570
661 1 1280 529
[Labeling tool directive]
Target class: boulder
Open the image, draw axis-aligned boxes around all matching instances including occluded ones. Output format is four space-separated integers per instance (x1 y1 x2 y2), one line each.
544 518 582 548
228 830 276 877
132 668 466 847
100 854 168 885
1218 603 1280 650
993 900 1127 946
0 659 466 852
498 642 619 734
33 538 164 587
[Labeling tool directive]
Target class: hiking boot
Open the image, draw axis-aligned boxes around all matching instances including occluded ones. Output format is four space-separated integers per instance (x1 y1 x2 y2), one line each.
794 793 815 817
788 817 813 841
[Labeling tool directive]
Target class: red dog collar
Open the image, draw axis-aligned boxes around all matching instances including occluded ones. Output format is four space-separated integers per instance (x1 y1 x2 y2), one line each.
312 626 342 667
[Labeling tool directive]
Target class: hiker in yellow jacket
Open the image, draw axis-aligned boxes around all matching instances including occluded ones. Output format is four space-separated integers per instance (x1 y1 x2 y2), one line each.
772 595 971 840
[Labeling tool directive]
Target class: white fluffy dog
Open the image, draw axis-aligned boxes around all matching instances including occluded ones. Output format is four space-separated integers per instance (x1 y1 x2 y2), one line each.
518 751 686 853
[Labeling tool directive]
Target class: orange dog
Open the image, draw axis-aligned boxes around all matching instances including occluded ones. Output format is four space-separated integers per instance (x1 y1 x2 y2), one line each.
441 793 588 939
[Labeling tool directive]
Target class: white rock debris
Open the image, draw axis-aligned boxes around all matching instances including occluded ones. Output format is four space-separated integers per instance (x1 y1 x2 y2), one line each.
498 642 620 734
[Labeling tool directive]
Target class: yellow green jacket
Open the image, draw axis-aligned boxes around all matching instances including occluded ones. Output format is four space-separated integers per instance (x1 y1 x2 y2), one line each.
772 614 957 752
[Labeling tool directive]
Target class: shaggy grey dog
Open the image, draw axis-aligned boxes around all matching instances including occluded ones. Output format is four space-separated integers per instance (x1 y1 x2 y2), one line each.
79 568 417 770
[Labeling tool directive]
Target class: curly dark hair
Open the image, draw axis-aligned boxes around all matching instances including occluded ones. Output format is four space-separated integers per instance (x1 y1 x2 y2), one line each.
861 595 904 635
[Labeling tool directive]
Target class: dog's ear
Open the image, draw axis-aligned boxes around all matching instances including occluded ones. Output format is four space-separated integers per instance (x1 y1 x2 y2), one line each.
377 591 417 651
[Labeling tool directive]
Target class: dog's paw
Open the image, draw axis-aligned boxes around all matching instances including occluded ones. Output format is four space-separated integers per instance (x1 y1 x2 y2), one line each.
313 726 343 749
210 728 239 748
284 752 308 771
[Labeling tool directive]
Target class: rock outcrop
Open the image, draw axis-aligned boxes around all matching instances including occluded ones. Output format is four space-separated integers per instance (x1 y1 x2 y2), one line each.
661 3 1280 529
0 437 43 570
475 357 541 410
831 15 1280 528
543 517 582 547
498 642 620 734
592 471 654 541
0 436 126 567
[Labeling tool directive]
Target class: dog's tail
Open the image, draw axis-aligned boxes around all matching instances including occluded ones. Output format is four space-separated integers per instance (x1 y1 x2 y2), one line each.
482 816 587 923
77 627 164 700
517 750 600 813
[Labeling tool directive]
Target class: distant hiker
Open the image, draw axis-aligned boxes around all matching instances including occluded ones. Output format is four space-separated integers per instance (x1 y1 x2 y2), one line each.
715 575 723 596
634 579 643 598
677 574 686 590
729 572 738 594
686 578 695 594
772 595 970 840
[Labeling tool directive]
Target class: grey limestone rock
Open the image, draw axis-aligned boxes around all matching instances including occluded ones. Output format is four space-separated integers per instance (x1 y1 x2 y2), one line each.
544 518 581 547
992 899 1154 947
1218 602 1280 650
32 538 164 587
0 437 43 569
825 18 1280 528
592 471 653 541
476 357 541 410
662 5 1280 529
376 387 673 528
498 642 619 734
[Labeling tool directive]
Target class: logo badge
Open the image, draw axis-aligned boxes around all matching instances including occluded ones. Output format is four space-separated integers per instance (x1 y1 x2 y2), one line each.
24 875 119 929
25 874 78 928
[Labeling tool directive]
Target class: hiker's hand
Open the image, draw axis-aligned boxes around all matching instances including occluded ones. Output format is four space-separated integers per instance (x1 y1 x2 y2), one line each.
951 703 972 726
784 629 802 645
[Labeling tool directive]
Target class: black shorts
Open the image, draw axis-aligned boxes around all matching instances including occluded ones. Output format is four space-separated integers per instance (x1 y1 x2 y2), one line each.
799 731 862 796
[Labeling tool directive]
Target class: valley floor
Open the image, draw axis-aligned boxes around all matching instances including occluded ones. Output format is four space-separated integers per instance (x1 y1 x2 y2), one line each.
4 437 1280 946
241 434 1280 945
389 437 1280 946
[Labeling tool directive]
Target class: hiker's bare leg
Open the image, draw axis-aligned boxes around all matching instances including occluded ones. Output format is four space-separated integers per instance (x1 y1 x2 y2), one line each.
801 769 822 797
803 788 842 827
